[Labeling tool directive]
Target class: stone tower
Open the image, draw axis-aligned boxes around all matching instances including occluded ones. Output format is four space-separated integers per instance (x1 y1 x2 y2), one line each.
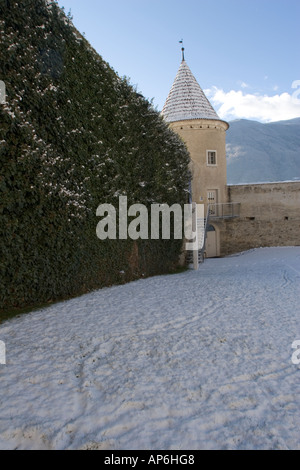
162 56 233 257
162 58 229 209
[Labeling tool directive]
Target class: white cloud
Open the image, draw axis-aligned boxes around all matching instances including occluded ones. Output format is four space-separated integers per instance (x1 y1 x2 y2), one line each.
226 143 245 163
205 87 300 122
240 81 249 89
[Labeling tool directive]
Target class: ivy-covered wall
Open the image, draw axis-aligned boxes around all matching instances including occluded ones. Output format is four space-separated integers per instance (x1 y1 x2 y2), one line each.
0 0 190 310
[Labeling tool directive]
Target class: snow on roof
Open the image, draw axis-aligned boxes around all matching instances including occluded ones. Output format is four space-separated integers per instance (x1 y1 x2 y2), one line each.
228 179 300 186
162 60 221 123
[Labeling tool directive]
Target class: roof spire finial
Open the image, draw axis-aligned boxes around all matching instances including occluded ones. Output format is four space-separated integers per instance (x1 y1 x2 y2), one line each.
179 39 185 62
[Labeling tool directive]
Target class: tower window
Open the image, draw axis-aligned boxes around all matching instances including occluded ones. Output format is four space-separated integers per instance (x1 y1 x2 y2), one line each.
207 150 217 166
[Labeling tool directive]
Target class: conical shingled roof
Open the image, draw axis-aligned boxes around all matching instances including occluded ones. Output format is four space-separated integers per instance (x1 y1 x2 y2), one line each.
162 60 220 123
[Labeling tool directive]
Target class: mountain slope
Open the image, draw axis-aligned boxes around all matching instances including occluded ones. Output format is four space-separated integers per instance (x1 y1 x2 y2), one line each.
226 118 300 184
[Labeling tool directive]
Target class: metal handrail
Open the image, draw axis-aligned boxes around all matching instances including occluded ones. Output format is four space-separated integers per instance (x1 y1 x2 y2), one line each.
198 206 211 263
188 202 241 267
209 202 241 219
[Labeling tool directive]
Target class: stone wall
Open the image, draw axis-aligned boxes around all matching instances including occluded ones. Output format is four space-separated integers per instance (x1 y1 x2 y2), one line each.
221 181 300 255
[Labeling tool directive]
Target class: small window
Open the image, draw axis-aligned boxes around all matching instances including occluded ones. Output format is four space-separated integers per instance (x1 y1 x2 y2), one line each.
207 150 217 166
207 191 217 203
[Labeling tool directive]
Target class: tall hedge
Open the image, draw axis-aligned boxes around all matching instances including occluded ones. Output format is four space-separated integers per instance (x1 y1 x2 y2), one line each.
0 0 190 310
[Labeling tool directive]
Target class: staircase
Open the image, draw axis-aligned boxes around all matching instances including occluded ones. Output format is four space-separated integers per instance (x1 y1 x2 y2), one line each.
185 202 241 269
185 209 210 267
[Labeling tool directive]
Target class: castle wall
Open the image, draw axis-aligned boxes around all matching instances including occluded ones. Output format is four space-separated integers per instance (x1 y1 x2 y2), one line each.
221 181 300 255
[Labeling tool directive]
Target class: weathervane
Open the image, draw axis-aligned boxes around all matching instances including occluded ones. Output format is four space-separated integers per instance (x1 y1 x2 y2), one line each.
179 39 185 61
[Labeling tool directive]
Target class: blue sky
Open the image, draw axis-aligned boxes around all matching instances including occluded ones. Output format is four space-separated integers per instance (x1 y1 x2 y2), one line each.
57 0 300 122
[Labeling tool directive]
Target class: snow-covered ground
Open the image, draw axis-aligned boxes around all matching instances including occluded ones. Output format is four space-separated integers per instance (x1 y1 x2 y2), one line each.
0 247 299 450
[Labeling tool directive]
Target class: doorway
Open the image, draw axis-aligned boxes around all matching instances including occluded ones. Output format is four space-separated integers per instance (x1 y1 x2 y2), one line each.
206 225 218 258
207 190 218 216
